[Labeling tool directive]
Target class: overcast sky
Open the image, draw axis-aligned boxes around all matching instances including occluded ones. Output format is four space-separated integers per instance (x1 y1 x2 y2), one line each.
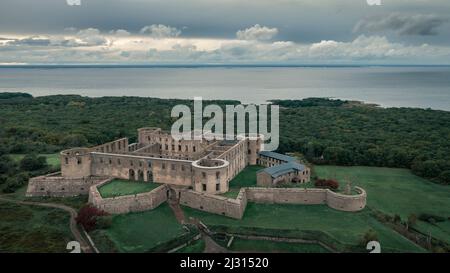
0 0 449 64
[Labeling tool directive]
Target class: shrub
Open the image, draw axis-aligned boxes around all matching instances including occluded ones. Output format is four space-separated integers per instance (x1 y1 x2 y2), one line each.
360 229 378 247
19 154 47 171
2 172 29 193
438 171 450 185
393 214 401 223
96 215 113 230
314 179 339 190
418 213 446 224
76 205 108 232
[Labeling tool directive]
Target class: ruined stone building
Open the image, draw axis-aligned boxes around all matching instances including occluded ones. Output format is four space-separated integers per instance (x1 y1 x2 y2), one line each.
26 128 366 218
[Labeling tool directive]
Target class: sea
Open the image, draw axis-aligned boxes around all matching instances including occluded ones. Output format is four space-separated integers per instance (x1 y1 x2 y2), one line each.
1 65 449 111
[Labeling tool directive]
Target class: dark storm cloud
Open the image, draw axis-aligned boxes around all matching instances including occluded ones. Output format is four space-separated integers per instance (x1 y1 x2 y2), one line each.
0 0 449 44
354 13 449 36
1 0 450 64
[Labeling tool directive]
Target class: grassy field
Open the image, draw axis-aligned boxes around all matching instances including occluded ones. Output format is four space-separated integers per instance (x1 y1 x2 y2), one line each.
228 238 330 253
175 239 206 253
183 203 425 253
0 201 74 253
220 165 264 199
104 203 186 252
98 179 162 198
3 185 88 209
9 153 60 168
314 166 450 244
183 165 450 252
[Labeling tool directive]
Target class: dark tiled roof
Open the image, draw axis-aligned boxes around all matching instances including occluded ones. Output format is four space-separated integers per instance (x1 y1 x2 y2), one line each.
258 161 306 178
258 151 295 162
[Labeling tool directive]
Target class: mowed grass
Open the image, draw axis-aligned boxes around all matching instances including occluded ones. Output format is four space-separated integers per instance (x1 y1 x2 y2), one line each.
98 179 162 198
183 203 425 253
176 239 206 253
104 203 186 253
9 153 60 168
229 165 264 188
0 201 73 253
314 166 450 244
229 238 330 253
220 165 264 199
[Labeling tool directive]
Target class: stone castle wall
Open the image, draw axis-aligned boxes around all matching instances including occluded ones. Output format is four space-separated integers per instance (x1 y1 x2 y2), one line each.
178 186 366 219
246 187 366 212
179 188 247 219
26 172 109 197
326 187 367 212
89 180 169 214
246 187 327 204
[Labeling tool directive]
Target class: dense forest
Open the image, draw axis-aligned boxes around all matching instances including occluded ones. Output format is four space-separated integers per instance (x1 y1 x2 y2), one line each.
0 93 449 187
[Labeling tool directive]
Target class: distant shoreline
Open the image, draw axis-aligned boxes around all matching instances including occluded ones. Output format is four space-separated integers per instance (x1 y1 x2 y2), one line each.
1 64 450 69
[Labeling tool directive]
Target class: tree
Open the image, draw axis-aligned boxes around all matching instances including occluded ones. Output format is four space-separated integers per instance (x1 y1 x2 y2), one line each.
393 214 401 224
0 155 17 175
314 179 339 190
360 229 378 247
96 216 113 229
406 214 417 231
76 205 108 232
439 171 450 185
19 154 47 171
2 173 29 193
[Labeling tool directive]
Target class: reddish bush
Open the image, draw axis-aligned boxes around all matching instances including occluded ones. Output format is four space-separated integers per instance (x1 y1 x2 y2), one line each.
76 205 108 232
314 179 339 190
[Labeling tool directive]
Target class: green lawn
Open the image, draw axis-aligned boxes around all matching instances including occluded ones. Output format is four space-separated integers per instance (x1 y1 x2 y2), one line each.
229 165 264 189
183 164 450 252
228 238 330 253
175 239 206 253
219 165 264 199
183 203 425 253
0 201 74 253
9 153 60 168
314 166 450 244
104 203 186 252
98 179 162 198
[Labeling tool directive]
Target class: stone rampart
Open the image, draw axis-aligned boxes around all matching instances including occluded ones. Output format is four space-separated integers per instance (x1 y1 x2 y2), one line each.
179 188 247 219
89 181 168 214
26 172 109 197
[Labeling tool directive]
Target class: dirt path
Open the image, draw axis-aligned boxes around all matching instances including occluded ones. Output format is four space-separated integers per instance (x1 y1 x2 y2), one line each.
168 200 186 224
0 196 96 253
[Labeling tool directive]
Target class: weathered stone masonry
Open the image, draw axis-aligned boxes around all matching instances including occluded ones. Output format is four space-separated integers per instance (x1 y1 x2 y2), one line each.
27 127 367 218
178 186 366 219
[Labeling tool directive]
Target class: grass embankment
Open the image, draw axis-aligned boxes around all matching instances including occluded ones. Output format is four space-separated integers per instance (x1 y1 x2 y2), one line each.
101 203 186 252
182 165 450 252
228 238 330 253
98 179 162 198
183 203 424 253
314 166 450 245
0 201 74 252
175 239 206 253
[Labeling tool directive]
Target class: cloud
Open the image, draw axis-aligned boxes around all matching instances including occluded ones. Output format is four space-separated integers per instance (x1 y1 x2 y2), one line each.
109 29 130 36
354 13 449 36
139 24 181 38
236 24 278 41
1 28 450 64
76 28 109 46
